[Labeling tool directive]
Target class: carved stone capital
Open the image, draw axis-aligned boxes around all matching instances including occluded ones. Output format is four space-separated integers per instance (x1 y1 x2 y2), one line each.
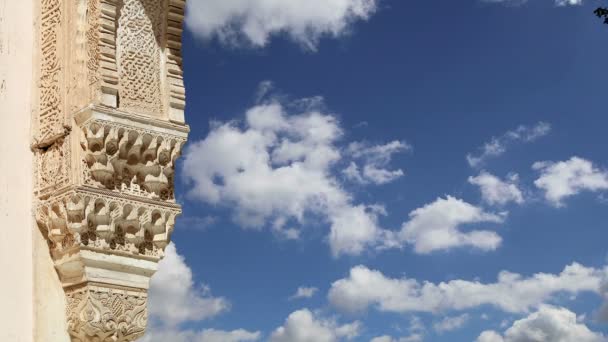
77 108 188 202
66 285 147 342
36 189 179 263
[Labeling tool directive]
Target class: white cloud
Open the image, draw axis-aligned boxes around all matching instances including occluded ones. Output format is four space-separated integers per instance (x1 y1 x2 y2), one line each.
533 157 608 207
269 309 361 342
398 196 504 254
143 244 260 342
433 314 470 333
343 141 410 185
555 0 583 5
370 335 424 342
147 244 229 328
195 329 263 342
142 329 261 342
182 85 502 257
185 0 378 50
482 0 581 5
476 330 506 342
469 171 524 206
182 92 401 256
328 263 604 315
467 122 551 168
476 306 606 342
290 286 319 300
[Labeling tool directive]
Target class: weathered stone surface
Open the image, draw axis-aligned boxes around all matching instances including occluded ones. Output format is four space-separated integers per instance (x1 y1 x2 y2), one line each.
30 0 189 340
0 1 36 340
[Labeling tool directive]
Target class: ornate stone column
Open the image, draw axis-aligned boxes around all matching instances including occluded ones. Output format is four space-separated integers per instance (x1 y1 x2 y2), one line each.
32 0 188 340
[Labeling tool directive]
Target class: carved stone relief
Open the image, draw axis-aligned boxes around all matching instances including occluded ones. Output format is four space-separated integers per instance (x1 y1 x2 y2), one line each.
37 0 67 148
66 286 147 342
117 0 164 116
36 189 178 260
79 119 185 201
86 0 101 88
32 0 189 340
35 136 71 198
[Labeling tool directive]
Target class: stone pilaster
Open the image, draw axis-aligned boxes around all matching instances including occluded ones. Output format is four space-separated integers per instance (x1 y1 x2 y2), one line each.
33 0 188 340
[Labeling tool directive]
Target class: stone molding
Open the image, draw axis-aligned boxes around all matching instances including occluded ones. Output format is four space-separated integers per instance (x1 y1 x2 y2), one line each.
166 0 187 123
32 0 188 340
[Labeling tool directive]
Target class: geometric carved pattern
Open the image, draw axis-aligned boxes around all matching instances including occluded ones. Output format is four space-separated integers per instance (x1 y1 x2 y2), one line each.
86 0 101 87
66 286 147 342
37 0 67 147
80 119 185 201
117 0 164 116
35 136 71 198
36 189 179 260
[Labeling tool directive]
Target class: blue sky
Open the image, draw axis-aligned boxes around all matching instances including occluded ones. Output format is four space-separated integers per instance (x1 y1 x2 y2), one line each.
144 0 608 341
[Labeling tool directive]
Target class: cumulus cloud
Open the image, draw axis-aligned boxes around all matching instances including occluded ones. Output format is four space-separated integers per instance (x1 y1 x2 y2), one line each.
398 196 504 254
142 329 261 342
481 0 581 8
182 89 404 256
147 244 229 327
469 171 524 206
467 122 551 168
533 157 608 207
181 85 505 256
185 0 378 50
371 316 426 342
343 141 410 185
370 335 424 342
143 244 260 342
476 330 506 342
555 0 583 5
269 309 361 342
433 314 470 333
476 306 606 342
290 286 319 300
328 262 604 314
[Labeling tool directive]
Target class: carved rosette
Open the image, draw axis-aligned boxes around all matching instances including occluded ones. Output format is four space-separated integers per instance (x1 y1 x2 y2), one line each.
33 0 188 340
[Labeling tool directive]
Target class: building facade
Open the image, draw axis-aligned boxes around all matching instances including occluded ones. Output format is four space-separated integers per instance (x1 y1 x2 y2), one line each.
0 0 188 340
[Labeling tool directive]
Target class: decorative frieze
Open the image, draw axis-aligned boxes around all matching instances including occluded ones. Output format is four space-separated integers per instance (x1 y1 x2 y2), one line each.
36 188 179 261
36 0 67 148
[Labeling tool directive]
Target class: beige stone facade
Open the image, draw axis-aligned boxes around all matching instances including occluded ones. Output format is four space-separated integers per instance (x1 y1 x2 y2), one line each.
0 0 188 340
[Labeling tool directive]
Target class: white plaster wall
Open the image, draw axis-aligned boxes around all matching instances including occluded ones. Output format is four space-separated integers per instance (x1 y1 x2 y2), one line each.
33 230 69 342
0 1 69 341
0 0 35 341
